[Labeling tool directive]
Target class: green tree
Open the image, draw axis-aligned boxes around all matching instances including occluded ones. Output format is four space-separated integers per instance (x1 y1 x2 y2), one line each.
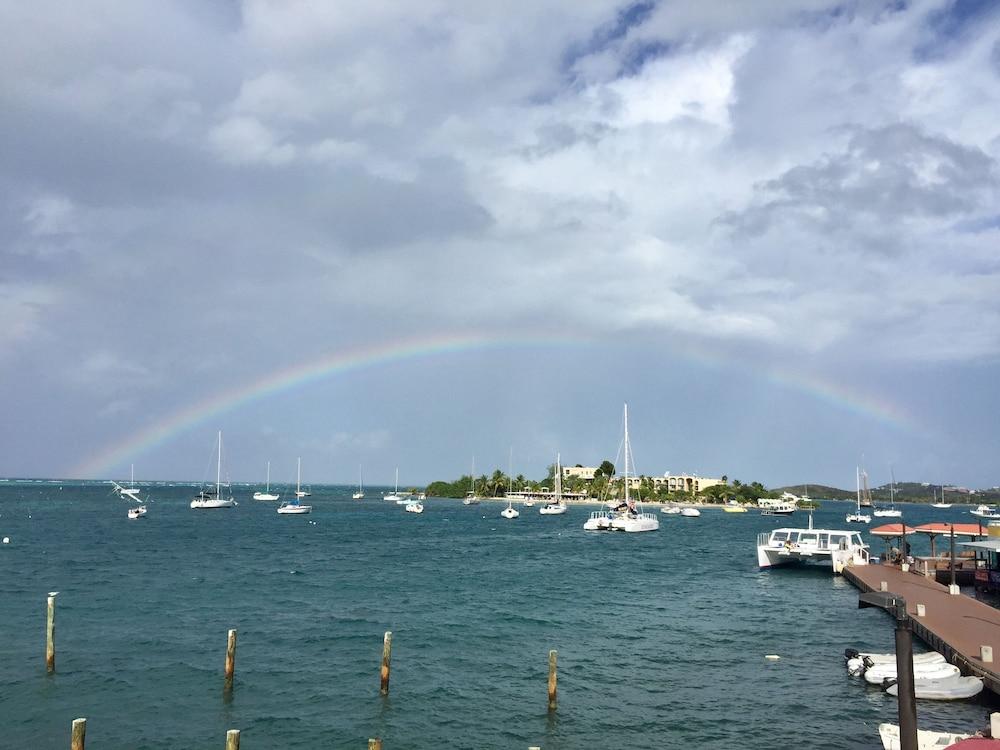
598 460 616 478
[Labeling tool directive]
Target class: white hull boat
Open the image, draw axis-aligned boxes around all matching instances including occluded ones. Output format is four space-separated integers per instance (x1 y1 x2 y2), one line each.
931 503 952 509
278 458 312 515
660 505 682 515
541 452 568 516
191 433 237 509
591 405 658 533
885 675 984 700
846 513 872 523
253 461 280 501
970 505 1000 518
583 511 613 530
539 503 567 515
500 506 519 519
864 662 960 685
127 505 147 519
873 509 902 517
385 467 404 503
845 649 945 671
680 507 700 517
353 465 365 499
846 466 872 523
757 519 869 574
612 513 660 532
404 502 423 514
878 723 971 750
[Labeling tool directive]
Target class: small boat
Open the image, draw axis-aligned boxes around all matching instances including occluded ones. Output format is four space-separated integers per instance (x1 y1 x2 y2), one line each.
930 487 951 508
500 496 519 519
253 461 280 501
723 501 747 513
522 497 535 507
970 504 1000 519
932 503 952 509
681 507 701 517
844 648 945 671
878 723 971 750
191 432 237 509
404 501 423 514
660 505 682 515
127 505 147 520
539 453 567 515
277 458 312 514
864 661 960 685
885 675 985 700
761 502 796 516
353 465 365 499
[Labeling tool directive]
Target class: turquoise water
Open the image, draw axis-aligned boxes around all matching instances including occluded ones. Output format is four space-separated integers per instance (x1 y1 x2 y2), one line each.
1 483 995 749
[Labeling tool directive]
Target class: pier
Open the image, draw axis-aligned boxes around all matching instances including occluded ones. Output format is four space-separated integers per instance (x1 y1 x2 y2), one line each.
844 564 1000 695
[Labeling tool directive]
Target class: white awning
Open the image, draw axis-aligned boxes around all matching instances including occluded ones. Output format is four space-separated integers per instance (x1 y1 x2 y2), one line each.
959 540 1000 552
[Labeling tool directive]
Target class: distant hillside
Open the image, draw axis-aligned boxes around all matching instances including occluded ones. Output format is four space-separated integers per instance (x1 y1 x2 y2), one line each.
772 482 1000 504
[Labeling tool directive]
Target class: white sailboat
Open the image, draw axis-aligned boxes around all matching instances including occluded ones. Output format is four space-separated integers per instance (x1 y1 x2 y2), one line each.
846 466 871 523
253 461 280 501
114 464 142 500
873 469 902 517
278 458 312 514
463 458 481 505
384 467 403 502
539 453 568 515
501 447 519 519
353 465 365 499
608 404 658 532
931 487 951 508
190 431 237 509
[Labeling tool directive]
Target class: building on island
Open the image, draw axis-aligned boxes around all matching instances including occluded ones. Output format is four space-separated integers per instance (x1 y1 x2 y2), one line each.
560 465 724 494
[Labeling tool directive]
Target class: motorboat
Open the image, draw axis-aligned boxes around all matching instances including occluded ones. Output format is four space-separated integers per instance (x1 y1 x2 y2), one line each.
191 433 237 509
864 661 960 685
757 515 869 574
277 458 312 514
970 504 1000 519
660 505 682 515
722 501 747 513
127 505 147 519
885 675 984 700
844 648 945 673
878 723 971 750
404 501 423 514
761 502 796 516
681 507 701 517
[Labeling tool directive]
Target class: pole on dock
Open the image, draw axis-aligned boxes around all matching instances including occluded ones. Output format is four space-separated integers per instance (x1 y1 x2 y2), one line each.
859 592 916 750
379 631 392 696
46 593 56 674
950 525 957 590
71 718 86 750
900 516 909 571
547 649 558 712
225 729 240 750
368 738 382 750
224 629 237 690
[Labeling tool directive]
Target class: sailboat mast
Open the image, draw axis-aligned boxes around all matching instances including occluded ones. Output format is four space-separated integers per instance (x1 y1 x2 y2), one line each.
555 452 562 501
624 403 630 506
856 466 861 511
266 460 270 492
216 431 222 498
297 457 301 496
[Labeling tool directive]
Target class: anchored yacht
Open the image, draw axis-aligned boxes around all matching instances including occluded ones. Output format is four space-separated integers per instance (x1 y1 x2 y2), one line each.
757 515 870 574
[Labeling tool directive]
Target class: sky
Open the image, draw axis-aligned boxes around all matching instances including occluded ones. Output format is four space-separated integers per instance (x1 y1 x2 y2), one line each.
2 0 999 490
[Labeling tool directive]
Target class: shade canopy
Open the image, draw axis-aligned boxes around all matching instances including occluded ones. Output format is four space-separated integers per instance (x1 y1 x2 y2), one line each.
870 523 917 537
913 522 987 538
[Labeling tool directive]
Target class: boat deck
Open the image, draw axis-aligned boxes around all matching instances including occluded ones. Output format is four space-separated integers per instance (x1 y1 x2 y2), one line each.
844 564 1000 695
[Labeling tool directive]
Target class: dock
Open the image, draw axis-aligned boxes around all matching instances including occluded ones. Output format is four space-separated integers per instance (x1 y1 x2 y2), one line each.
844 564 1000 695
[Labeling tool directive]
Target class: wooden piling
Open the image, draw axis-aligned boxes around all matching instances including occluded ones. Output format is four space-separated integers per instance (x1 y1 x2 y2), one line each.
225 729 240 750
379 631 392 696
547 649 557 711
71 718 86 750
224 629 237 689
367 739 383 750
46 594 56 674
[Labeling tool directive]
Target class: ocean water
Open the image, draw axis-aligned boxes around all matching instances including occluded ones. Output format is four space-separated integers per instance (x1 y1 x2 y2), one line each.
0 483 996 749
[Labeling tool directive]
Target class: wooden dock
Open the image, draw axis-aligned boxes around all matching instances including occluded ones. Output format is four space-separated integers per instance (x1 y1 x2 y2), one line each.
844 564 1000 695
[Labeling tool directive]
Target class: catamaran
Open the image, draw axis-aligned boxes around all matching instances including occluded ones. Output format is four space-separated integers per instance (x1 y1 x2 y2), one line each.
846 467 872 523
757 511 870 574
253 461 280 501
190 431 237 509
277 458 312 514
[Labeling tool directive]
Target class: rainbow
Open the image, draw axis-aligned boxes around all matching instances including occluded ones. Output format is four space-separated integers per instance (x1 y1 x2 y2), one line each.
72 332 926 479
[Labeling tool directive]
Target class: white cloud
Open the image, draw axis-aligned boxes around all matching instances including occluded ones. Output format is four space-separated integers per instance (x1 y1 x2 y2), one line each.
207 115 297 165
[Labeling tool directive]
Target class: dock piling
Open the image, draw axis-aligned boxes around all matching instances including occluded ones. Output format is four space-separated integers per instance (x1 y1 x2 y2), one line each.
982 646 994 664
379 631 392 696
225 729 240 750
46 593 56 673
547 649 558 712
224 629 237 689
71 718 86 750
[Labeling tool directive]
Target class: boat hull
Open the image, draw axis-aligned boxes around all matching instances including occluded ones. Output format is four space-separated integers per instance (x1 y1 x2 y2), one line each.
191 499 235 509
611 513 659 532
885 675 984 700
539 504 567 515
277 504 311 514
253 492 280 501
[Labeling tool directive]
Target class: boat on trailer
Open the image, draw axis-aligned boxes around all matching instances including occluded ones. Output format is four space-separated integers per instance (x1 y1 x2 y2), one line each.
757 513 869 574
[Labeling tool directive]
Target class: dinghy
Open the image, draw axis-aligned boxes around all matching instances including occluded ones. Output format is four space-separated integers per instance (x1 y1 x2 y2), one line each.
845 648 944 668
878 723 971 750
885 675 984 700
864 661 959 685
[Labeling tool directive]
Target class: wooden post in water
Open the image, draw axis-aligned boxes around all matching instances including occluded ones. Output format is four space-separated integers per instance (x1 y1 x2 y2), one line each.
547 649 557 712
379 631 392 696
71 718 86 750
224 629 237 690
225 729 240 750
46 593 56 674
367 739 382 750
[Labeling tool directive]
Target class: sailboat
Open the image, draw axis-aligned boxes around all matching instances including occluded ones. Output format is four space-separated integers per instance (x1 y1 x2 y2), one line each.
931 487 951 509
873 469 902 517
501 447 519 519
253 461 280 501
384 468 403 502
278 458 312 514
113 465 142 500
846 467 871 523
463 458 481 505
352 465 365 499
539 453 568 515
190 431 237 509
608 404 659 532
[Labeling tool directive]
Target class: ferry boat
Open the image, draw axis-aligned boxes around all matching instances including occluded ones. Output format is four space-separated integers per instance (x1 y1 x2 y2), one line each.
759 500 796 516
757 515 870 574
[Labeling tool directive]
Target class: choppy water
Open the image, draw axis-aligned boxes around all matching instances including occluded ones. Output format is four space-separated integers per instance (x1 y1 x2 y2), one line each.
0 483 995 749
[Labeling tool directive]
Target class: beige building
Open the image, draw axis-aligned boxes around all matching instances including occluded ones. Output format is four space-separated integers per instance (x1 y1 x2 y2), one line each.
654 473 725 493
561 466 599 481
